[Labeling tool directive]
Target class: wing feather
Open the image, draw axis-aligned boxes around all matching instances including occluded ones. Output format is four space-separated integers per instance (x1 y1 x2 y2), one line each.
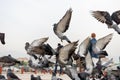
58 41 78 64
30 37 49 47
91 11 113 25
56 8 72 33
77 37 90 56
96 33 113 50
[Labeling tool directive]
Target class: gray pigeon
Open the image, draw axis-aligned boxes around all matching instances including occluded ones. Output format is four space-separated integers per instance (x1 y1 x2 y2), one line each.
31 74 42 80
25 37 55 59
0 54 21 67
91 10 120 34
7 69 21 80
58 40 78 66
53 8 72 43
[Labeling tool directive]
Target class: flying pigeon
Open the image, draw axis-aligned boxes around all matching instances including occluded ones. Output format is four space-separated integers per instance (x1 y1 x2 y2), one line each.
53 8 72 43
58 40 78 66
0 54 21 67
91 10 120 34
7 69 21 80
0 32 5 45
25 37 55 59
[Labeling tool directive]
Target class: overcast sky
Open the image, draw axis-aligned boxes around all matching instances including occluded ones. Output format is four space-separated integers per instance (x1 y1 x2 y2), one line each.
0 0 120 63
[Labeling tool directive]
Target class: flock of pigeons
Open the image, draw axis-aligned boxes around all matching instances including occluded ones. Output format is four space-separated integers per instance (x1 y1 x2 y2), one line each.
0 8 120 80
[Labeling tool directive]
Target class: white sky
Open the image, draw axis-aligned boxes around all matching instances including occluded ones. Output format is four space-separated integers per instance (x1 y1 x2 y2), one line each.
0 0 120 63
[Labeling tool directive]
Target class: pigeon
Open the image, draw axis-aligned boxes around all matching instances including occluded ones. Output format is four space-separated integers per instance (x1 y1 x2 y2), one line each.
7 69 21 80
25 37 55 59
0 32 5 45
31 74 42 80
51 72 63 80
0 54 21 67
53 8 72 43
64 66 81 80
0 75 6 80
58 40 78 66
28 56 49 69
91 10 120 34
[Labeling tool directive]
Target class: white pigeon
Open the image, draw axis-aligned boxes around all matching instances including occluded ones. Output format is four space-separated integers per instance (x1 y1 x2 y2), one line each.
58 40 79 66
53 8 72 43
91 10 120 34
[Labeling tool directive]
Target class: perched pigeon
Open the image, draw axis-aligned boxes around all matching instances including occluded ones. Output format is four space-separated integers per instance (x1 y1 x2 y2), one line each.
58 40 78 66
0 54 21 67
28 56 49 69
7 69 21 80
91 10 120 34
51 72 63 80
0 32 5 45
31 74 41 80
0 75 6 80
53 8 72 43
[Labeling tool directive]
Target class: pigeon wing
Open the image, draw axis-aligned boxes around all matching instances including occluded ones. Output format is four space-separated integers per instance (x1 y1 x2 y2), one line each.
91 11 113 25
96 33 113 50
55 8 72 33
77 37 90 56
58 41 78 65
30 37 49 47
111 10 120 25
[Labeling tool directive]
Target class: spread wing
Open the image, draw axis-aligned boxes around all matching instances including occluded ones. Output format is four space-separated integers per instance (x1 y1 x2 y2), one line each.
111 10 120 25
54 8 72 34
58 41 78 65
30 37 49 47
91 10 113 26
96 33 113 50
77 37 90 56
